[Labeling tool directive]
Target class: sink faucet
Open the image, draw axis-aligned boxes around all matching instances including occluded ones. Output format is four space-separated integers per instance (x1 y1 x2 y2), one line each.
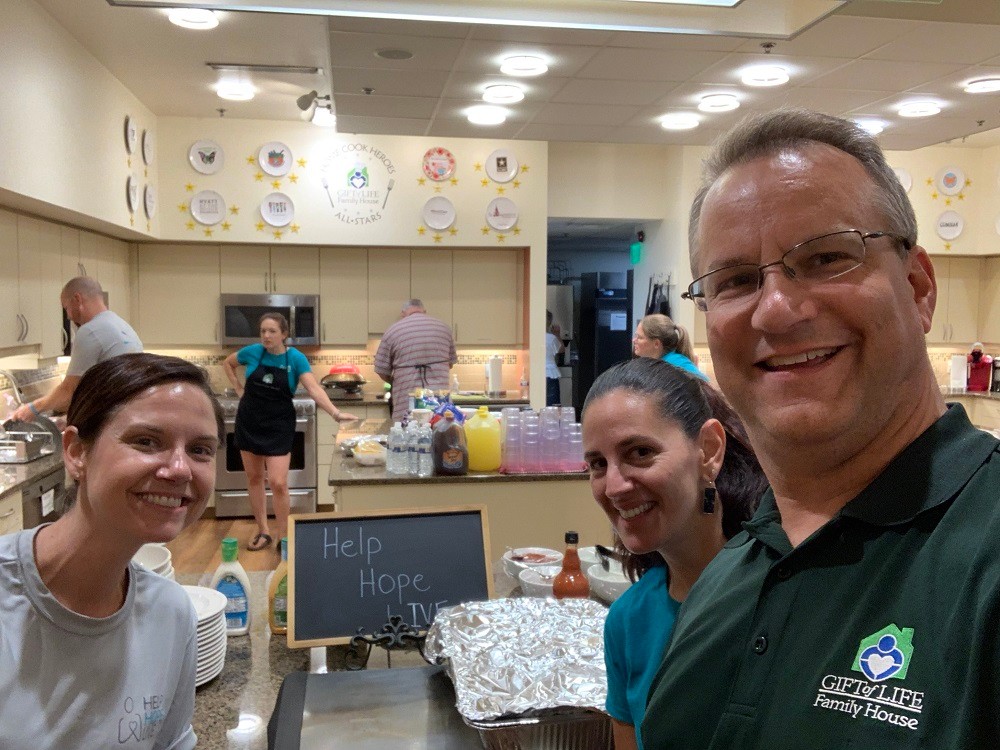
0 370 24 406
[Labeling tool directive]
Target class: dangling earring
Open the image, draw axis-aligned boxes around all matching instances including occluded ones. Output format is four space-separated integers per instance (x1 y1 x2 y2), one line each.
702 482 716 514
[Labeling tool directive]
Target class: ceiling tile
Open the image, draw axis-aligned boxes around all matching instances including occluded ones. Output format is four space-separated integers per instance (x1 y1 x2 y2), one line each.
552 78 680 106
326 16 473 38
691 52 849 87
576 47 726 81
439 72 570 102
735 15 917 58
515 123 614 143
330 67 451 99
864 22 1000 65
335 115 431 136
328 31 466 71
427 119 524 140
468 24 613 46
604 31 745 52
805 59 967 92
336 94 439 119
532 102 641 127
451 40 603 77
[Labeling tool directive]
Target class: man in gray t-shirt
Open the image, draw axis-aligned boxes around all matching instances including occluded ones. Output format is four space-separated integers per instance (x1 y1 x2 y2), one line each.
11 276 142 421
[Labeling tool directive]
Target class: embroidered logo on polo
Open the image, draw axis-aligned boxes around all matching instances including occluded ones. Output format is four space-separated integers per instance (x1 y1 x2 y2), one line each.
262 373 274 384
812 624 924 731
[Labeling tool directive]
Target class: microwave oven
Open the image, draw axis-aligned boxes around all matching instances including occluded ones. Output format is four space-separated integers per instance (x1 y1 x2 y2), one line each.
220 293 320 346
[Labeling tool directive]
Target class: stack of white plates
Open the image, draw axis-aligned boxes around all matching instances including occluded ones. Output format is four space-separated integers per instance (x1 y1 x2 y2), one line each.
182 585 228 687
133 543 175 581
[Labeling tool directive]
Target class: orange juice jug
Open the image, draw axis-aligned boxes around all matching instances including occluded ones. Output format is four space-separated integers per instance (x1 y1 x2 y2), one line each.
466 406 502 471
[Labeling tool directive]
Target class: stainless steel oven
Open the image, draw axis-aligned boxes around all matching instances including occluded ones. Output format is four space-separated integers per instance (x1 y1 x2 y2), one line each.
220 293 320 346
214 396 318 517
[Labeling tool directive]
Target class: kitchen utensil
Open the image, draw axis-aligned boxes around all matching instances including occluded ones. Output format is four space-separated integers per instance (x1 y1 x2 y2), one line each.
518 565 561 597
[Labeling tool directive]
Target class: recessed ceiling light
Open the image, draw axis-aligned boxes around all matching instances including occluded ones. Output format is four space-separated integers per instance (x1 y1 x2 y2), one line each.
216 80 254 101
853 118 887 136
741 65 789 87
375 48 413 61
964 78 1000 94
168 9 219 30
467 105 507 126
500 55 548 77
660 112 700 130
483 84 525 104
897 101 940 118
698 93 740 112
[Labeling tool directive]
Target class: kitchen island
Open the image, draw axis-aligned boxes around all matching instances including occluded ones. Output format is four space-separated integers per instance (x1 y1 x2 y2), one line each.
326 420 612 557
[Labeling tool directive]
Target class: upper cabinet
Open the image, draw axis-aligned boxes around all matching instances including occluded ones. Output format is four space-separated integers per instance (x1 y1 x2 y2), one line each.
927 256 980 344
320 248 369 345
367 249 411 335
136 245 220 345
221 246 319 295
453 249 522 345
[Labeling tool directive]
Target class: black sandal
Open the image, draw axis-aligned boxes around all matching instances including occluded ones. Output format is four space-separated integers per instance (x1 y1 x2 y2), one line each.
247 532 273 551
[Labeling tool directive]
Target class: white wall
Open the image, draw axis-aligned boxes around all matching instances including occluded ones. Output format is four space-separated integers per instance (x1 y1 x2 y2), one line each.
0 0 156 237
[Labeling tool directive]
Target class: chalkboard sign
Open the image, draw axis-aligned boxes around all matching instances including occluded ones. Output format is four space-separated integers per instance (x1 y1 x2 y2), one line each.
288 506 494 647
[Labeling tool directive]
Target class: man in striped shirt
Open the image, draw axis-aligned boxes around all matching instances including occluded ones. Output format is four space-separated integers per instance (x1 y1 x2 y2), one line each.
375 299 457 421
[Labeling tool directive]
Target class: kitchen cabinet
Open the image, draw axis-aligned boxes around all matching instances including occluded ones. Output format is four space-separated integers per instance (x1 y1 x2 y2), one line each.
319 248 368 345
0 490 23 536
28 218 64 359
220 245 319 294
0 211 22 348
59 226 82 281
978 257 1000 345
411 249 453 328
136 244 220 345
367 249 411 335
928 257 980 344
453 249 522 345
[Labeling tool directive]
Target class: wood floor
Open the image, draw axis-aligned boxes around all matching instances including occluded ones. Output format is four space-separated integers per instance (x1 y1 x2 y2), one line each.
166 518 285 574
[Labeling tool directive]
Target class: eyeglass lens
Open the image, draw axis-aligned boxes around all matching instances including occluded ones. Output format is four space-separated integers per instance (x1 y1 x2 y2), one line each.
694 230 867 309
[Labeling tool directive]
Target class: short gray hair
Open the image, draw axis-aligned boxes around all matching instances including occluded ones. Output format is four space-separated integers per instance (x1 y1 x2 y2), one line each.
402 298 425 312
688 108 917 275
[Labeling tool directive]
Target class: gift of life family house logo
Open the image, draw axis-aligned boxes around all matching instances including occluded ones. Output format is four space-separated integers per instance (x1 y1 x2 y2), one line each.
318 142 397 226
813 625 924 731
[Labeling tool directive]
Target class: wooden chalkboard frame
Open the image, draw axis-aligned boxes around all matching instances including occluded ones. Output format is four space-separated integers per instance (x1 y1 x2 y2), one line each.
287 505 494 648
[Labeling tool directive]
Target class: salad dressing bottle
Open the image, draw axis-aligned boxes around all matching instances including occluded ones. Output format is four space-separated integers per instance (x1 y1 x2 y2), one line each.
210 537 252 636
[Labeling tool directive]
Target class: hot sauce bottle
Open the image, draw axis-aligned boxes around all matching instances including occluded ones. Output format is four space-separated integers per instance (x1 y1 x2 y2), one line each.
553 531 590 600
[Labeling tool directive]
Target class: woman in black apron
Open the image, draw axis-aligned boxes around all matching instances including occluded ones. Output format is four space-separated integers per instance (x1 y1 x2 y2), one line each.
224 313 358 551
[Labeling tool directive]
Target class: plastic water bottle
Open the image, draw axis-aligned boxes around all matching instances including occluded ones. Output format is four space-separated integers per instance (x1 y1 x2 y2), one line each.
417 424 433 477
387 422 405 474
406 421 420 476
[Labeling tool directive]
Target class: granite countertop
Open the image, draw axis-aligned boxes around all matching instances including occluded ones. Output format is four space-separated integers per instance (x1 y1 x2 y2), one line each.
0 452 65 498
329 393 530 408
940 387 1000 400
185 563 522 749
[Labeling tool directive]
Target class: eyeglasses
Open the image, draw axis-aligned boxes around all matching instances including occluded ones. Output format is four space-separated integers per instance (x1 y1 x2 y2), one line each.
682 229 912 312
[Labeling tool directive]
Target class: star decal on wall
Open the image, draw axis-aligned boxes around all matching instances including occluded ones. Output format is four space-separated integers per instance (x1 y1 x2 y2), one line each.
474 162 483 172
945 198 952 206
203 228 213 237
417 226 426 235
186 220 195 230
127 157 132 168
450 177 459 186
944 242 952 251
290 223 301 234
931 191 939 200
481 179 489 187
255 172 264 182
297 158 307 167
146 221 151 233
520 164 530 173
448 227 458 236
144 168 148 178
177 203 188 212
433 233 443 243
273 230 283 240
417 177 426 186
481 226 490 235
965 178 972 187
129 216 135 227
271 180 281 189
512 227 521 236
513 180 521 189
434 186 442 193
256 221 265 231
185 183 195 192
496 234 507 243
246 155 256 165
229 205 240 215
496 187 506 195
958 193 966 200
926 177 933 186
221 221 232 231
288 174 299 184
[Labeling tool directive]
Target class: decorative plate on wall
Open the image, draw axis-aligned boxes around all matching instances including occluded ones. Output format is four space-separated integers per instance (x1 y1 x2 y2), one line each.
485 197 518 230
260 192 294 227
143 184 157 219
936 210 964 240
190 190 226 225
485 148 518 183
935 166 965 196
126 176 138 213
141 129 155 166
422 196 456 229
124 115 138 154
891 167 912 193
422 147 456 181
258 141 293 176
189 140 224 175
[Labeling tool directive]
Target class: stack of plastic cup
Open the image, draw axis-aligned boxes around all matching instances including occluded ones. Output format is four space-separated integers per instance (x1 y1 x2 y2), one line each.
562 423 586 472
500 409 522 473
521 412 540 473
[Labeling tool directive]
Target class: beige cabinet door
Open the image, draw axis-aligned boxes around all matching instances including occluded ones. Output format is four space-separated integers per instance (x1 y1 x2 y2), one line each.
99 237 131 321
36 220 65 359
271 246 320 294
0 210 22 348
59 226 81 282
220 245 271 293
947 257 981 344
368 249 410 335
410 249 453 328
15 216 43 347
978 257 1000 345
452 249 520 345
137 245 220 345
77 230 101 280
319 247 368 344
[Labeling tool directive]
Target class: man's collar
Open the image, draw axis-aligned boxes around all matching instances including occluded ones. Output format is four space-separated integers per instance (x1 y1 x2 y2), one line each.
741 404 998 545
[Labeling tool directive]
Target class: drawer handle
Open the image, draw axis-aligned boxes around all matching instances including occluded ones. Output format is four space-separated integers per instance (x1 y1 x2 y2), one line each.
0 509 14 519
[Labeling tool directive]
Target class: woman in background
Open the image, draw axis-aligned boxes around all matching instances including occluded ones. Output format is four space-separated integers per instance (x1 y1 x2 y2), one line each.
224 312 357 552
632 313 707 380
545 309 565 406
0 353 224 749
582 358 766 750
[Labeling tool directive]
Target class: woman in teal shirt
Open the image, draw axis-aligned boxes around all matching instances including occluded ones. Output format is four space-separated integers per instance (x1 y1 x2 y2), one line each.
633 314 708 381
581 358 766 749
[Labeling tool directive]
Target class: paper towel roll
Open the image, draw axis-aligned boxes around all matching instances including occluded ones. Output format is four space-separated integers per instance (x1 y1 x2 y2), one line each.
487 356 503 395
950 354 968 390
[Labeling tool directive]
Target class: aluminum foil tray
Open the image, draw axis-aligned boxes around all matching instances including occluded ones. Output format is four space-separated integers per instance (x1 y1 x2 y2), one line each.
424 597 609 723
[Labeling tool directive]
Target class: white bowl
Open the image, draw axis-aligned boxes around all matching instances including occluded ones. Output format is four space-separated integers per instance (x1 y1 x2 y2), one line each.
502 547 563 578
578 546 601 569
133 543 172 573
518 565 561 598
586 562 632 603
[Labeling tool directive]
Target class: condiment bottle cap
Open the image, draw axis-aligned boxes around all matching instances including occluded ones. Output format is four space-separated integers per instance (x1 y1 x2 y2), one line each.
565 531 579 544
221 537 238 562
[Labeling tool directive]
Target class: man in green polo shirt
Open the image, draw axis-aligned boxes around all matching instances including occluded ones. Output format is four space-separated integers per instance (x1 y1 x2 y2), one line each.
642 108 1000 748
